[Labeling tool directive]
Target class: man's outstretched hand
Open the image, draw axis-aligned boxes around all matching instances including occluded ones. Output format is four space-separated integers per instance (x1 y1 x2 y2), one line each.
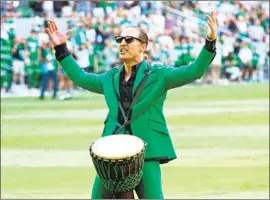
207 11 217 40
46 20 72 47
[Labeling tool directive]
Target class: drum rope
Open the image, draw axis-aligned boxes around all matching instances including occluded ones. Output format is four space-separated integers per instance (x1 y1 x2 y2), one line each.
112 64 151 134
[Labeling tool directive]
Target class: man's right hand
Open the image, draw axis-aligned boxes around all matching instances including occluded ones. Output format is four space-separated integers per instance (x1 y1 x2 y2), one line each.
46 21 72 47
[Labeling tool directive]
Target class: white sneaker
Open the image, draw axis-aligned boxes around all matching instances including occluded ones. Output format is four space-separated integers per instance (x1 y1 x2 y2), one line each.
64 93 72 100
59 93 72 100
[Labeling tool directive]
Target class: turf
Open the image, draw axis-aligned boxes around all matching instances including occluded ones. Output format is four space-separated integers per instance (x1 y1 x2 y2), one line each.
1 83 269 198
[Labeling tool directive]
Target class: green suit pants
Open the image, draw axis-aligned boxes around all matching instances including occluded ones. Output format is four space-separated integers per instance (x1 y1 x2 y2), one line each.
91 161 164 199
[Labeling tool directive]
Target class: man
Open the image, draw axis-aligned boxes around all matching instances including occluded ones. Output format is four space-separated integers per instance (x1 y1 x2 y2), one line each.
12 37 26 85
238 42 253 81
0 25 13 93
25 29 40 89
39 41 59 99
46 11 217 199
174 36 194 67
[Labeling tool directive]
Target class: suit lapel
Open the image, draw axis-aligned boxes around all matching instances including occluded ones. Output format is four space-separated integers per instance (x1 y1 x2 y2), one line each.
113 60 148 98
113 66 123 99
132 60 148 96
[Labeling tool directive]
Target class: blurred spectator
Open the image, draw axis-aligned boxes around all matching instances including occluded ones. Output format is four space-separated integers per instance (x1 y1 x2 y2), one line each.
157 32 174 52
25 29 40 89
211 39 222 84
74 22 88 47
53 1 66 17
251 50 260 82
118 12 132 29
42 1 54 17
93 19 110 52
149 9 165 36
1 19 13 93
4 1 19 13
77 42 92 72
37 19 49 45
103 39 119 69
75 0 91 17
0 0 269 97
147 38 161 64
248 18 265 41
235 15 248 37
222 51 242 82
61 1 73 17
39 41 59 99
159 43 171 66
29 0 44 17
238 43 253 81
58 38 77 100
174 36 194 67
12 37 27 85
126 1 141 25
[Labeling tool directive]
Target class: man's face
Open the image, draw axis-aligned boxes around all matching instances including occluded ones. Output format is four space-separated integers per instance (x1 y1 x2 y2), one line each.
30 31 36 37
117 27 146 61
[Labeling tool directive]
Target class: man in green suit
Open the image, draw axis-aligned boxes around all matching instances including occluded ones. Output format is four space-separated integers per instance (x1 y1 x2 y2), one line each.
46 11 217 199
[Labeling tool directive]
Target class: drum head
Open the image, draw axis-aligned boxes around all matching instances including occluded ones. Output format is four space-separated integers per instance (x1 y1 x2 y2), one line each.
91 134 145 160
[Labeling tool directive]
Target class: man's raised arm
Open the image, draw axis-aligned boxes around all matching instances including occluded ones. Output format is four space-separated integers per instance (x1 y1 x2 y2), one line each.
164 11 217 90
46 21 104 94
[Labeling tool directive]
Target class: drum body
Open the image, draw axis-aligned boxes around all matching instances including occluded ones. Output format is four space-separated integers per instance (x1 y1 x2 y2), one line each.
89 135 146 193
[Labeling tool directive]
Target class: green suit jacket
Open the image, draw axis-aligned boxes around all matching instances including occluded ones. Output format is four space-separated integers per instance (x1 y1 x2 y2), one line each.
59 47 215 163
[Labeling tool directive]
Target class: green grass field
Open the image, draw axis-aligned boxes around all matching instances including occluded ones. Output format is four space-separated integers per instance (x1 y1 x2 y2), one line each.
1 83 269 199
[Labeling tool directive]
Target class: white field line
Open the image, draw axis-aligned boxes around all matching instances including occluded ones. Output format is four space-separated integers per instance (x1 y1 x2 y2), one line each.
2 99 268 107
174 148 269 158
1 109 108 120
166 99 269 106
166 190 269 199
1 148 268 167
1 190 90 199
164 105 268 116
170 125 269 137
1 105 268 120
1 149 92 167
166 149 269 167
2 189 268 199
1 127 103 136
2 124 268 137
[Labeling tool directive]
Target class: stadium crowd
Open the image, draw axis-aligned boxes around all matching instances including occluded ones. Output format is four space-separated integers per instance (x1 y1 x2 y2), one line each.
1 1 269 99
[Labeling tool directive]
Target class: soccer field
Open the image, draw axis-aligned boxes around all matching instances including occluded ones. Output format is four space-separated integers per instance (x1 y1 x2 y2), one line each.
1 83 269 199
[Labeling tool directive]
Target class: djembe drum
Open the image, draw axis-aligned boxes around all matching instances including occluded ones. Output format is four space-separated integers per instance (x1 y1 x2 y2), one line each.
89 134 146 199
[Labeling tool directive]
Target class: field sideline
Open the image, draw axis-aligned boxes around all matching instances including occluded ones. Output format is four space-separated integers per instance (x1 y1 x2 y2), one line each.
1 83 269 199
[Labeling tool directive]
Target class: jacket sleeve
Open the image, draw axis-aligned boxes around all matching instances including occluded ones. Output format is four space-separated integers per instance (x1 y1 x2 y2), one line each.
164 47 216 90
59 55 105 94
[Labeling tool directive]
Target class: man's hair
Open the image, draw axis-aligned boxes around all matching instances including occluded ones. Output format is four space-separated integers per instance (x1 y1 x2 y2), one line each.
125 26 149 47
124 26 149 59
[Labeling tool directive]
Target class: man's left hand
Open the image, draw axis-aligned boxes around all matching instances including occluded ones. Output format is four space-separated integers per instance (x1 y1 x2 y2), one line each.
207 11 217 40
